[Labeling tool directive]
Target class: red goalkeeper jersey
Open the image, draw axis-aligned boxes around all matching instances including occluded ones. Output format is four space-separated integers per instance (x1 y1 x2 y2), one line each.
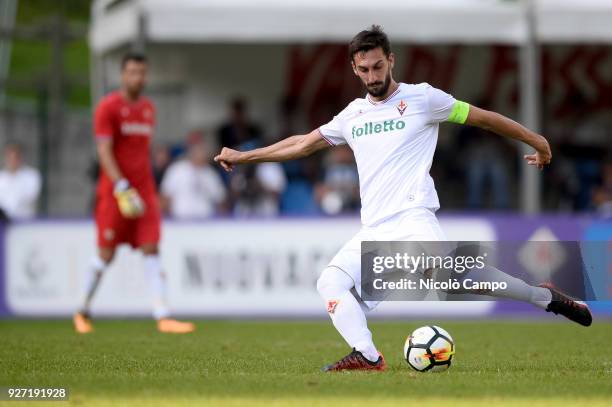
93 91 156 195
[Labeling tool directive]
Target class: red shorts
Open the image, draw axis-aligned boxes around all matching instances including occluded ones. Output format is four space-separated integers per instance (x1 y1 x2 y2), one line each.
95 191 161 249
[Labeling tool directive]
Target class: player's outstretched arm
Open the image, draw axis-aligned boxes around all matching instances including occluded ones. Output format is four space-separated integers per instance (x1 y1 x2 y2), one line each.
465 106 552 170
214 129 330 172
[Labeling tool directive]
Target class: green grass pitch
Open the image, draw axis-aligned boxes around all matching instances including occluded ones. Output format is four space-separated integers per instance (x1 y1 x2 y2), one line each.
1 319 611 406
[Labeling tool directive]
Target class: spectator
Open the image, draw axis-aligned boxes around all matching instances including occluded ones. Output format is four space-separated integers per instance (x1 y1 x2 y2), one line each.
280 157 321 215
568 114 608 211
0 143 41 220
276 96 321 214
152 143 172 188
160 135 226 219
592 159 612 218
315 146 360 215
230 141 287 217
456 100 514 209
217 97 262 149
555 92 609 211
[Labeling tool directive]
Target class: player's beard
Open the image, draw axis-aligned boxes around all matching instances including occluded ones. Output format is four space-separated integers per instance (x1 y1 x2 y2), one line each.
366 71 392 99
128 85 143 99
124 82 145 100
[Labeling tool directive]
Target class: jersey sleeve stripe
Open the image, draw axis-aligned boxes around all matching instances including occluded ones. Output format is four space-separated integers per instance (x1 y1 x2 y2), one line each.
317 128 336 146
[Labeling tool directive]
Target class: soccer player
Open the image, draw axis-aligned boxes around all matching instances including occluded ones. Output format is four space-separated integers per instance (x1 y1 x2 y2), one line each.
214 26 592 371
73 52 195 334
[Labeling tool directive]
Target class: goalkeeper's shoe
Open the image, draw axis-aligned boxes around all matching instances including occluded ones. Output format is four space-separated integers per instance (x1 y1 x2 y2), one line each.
157 318 196 334
73 312 94 334
539 283 592 327
114 179 145 218
322 348 386 372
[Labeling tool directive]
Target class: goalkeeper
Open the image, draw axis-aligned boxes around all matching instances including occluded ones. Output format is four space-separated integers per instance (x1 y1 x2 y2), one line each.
73 52 194 334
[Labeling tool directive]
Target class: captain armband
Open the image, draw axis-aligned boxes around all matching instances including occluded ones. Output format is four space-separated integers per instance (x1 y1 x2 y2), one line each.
446 100 470 124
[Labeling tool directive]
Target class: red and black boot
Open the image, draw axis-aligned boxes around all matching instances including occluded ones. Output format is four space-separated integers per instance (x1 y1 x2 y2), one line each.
539 283 592 327
322 348 386 372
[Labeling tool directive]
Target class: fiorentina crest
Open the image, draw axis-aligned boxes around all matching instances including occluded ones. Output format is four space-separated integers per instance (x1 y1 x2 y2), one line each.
326 300 339 314
396 99 407 116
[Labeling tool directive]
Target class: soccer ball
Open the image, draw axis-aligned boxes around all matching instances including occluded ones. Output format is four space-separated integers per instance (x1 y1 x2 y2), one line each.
404 325 454 372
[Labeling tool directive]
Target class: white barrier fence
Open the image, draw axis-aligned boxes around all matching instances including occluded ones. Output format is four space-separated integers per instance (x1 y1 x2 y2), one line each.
6 218 496 317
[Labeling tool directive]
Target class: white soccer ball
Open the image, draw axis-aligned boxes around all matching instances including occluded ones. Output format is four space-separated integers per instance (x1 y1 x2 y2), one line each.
404 325 454 372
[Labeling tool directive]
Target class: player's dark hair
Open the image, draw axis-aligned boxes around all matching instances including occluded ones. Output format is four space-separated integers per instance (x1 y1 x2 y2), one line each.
121 51 147 69
349 25 391 63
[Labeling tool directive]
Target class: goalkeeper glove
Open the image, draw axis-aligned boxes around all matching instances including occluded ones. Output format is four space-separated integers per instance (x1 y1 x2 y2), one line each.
114 179 145 218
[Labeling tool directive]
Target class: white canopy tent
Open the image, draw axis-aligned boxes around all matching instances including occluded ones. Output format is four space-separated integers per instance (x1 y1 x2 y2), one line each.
90 0 612 52
88 0 612 213
537 0 612 43
90 0 526 51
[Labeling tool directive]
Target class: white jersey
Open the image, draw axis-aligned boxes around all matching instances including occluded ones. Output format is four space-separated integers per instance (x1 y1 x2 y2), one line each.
161 160 226 219
319 82 458 226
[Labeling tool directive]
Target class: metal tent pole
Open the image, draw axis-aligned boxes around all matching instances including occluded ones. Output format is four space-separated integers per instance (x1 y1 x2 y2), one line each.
0 0 18 106
519 0 541 213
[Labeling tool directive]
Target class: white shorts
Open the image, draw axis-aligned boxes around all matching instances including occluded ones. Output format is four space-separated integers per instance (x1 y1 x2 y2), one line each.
327 207 447 309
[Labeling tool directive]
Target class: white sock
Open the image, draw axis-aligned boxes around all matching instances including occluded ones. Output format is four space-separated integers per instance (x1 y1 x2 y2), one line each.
143 255 170 320
317 267 380 362
458 265 552 309
79 255 108 314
